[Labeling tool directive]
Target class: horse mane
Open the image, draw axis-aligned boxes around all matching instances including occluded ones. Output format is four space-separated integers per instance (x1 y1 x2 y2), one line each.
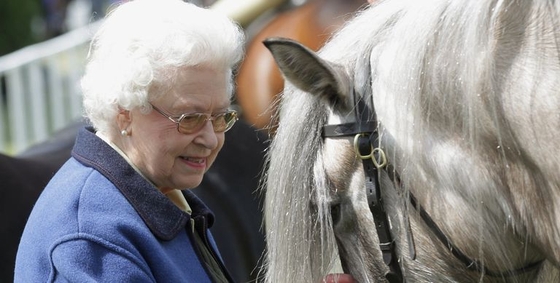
264 0 560 281
262 81 338 282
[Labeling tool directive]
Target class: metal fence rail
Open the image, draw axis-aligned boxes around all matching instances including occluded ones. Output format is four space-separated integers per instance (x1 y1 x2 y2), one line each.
0 21 101 155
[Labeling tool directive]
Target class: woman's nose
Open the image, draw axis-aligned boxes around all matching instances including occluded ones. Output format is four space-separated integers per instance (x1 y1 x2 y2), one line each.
193 120 219 149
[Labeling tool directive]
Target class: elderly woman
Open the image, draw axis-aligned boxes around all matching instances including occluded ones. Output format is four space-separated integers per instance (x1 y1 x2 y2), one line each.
14 0 243 282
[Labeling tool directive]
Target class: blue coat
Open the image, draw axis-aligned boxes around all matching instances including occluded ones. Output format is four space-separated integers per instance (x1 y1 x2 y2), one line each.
15 127 233 282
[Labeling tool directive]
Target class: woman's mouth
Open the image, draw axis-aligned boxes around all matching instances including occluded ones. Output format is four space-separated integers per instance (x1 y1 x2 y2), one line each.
184 157 204 163
180 156 206 168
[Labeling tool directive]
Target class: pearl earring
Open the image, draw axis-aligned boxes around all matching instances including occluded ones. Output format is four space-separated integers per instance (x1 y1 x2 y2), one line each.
121 130 128 136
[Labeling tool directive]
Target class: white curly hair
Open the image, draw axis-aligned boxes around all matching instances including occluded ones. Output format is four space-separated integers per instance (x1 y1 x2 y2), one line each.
81 0 245 134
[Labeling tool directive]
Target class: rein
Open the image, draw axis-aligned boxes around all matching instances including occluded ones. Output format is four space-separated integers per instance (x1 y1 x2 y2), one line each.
321 92 544 282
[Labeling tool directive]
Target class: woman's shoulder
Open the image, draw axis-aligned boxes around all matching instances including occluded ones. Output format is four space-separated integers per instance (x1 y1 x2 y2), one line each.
44 158 131 212
30 158 143 239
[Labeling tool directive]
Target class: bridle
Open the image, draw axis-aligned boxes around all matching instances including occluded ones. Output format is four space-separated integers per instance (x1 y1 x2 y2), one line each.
322 89 404 282
321 89 544 282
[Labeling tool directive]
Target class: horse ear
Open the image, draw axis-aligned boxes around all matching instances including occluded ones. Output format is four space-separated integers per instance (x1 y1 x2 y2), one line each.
263 37 351 110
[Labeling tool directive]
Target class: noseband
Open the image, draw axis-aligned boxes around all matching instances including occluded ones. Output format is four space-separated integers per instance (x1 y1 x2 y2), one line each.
322 91 544 282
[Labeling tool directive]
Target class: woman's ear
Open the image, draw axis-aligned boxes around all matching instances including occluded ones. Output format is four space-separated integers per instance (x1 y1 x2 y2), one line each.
117 107 132 133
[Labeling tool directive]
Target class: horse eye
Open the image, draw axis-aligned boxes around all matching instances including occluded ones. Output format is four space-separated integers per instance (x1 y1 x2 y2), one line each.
330 202 341 224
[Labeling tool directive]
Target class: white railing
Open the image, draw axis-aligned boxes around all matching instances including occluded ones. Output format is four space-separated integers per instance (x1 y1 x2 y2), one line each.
0 21 101 155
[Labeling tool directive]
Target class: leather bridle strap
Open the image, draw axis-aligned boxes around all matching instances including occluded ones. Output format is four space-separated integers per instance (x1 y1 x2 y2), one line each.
407 188 544 277
359 134 404 283
323 97 404 283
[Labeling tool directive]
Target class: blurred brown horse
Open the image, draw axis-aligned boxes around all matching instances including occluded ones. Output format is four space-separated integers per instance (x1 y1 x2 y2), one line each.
236 0 368 131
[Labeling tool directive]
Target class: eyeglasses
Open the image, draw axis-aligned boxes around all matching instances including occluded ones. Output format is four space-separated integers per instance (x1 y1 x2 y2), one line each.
150 103 238 134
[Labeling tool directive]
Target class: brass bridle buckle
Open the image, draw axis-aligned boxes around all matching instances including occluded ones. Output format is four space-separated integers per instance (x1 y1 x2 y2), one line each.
353 133 387 169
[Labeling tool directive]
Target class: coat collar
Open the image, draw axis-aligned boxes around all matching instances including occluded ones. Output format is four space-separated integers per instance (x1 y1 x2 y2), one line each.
71 127 215 240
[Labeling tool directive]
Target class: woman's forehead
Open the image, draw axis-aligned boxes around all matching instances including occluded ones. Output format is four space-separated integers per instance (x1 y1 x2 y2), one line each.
156 66 231 111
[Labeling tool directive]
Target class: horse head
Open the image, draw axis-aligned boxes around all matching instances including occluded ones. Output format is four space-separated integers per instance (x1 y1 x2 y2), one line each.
263 37 392 282
262 0 560 282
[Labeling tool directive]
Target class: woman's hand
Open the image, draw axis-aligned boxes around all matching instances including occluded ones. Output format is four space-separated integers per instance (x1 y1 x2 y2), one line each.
323 273 356 283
